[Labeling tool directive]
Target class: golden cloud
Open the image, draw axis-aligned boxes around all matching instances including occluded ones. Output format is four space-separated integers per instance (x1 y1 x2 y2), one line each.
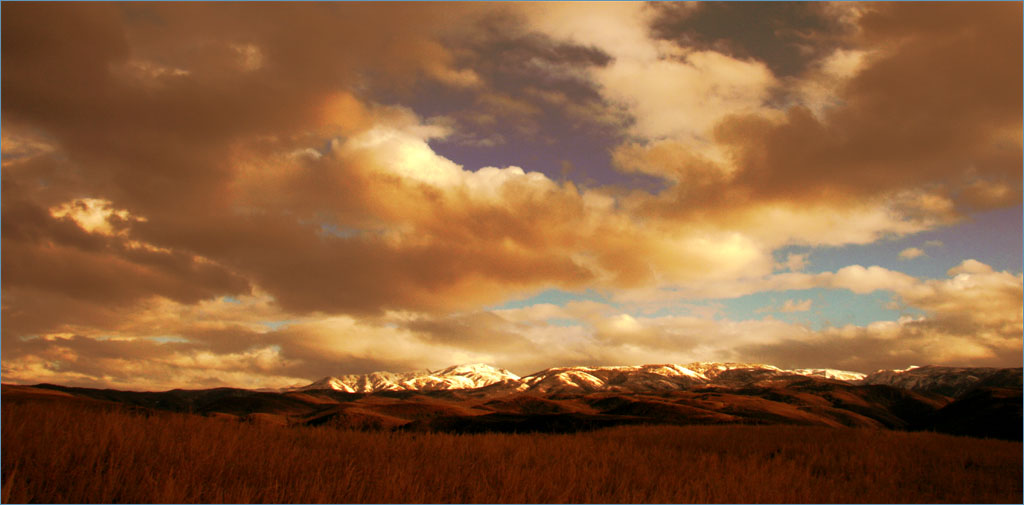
2 2 1020 388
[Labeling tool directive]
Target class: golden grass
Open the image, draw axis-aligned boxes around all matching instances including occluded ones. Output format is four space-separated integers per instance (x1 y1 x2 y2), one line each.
2 399 1021 503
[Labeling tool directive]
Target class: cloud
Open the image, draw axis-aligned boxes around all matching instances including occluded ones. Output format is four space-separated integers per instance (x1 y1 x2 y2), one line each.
7 2 1012 323
899 247 925 260
648 2 851 78
598 2 1020 229
524 2 779 144
600 50 777 141
782 253 808 272
1 130 57 166
2 3 1020 389
751 260 1022 371
795 48 872 118
2 260 1019 388
532 3 1015 258
828 265 917 294
708 2 1022 212
903 260 1022 338
49 198 145 236
780 299 813 313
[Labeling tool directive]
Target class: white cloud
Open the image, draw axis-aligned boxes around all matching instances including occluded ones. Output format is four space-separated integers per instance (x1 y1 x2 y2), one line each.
828 265 918 294
49 198 146 236
905 260 1022 334
1 131 57 165
947 258 993 276
899 247 925 260
732 197 944 248
797 48 872 118
340 126 465 187
783 253 809 272
780 299 813 313
122 59 191 80
522 2 779 145
599 51 777 141
231 43 264 72
524 2 661 62
426 64 482 88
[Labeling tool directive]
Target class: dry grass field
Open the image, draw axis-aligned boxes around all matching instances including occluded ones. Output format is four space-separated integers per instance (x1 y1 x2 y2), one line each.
2 398 1021 503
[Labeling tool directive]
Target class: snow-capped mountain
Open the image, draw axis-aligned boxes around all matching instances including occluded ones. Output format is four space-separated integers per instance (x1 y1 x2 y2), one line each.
295 361 1021 396
684 362 783 379
295 362 869 394
788 368 868 381
508 362 876 394
862 365 1022 397
515 364 708 394
294 363 520 393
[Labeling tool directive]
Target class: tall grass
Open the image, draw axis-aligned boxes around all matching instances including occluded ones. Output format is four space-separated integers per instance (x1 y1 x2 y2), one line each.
2 399 1021 503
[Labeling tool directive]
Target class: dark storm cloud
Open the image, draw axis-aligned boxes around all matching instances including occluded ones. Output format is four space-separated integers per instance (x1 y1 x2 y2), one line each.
432 34 623 158
629 1 1021 218
731 2 1021 205
458 29 612 92
2 2 471 211
649 1 848 77
1 2 523 320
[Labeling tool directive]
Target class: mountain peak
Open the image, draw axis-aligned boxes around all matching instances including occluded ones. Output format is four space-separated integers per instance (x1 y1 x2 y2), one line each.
434 363 517 376
863 365 1021 397
301 376 348 392
789 368 868 381
294 363 519 393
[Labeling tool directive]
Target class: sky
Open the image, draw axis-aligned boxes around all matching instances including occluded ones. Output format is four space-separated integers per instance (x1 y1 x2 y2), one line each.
2 2 1021 390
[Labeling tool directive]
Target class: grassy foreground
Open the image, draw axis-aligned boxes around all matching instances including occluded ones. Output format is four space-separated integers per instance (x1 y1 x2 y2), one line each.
2 399 1021 503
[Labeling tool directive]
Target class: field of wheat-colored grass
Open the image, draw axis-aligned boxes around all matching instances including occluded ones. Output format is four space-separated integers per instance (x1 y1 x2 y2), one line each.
2 399 1021 503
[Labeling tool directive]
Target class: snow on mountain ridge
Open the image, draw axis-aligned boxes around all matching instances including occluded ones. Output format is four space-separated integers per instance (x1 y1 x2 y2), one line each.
295 362 822 395
682 362 783 380
516 364 717 394
788 368 868 381
297 362 1012 395
294 363 518 393
861 365 1021 396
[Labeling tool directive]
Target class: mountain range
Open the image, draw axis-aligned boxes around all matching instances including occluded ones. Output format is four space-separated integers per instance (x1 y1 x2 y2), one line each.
290 362 1013 397
5 362 1020 441
295 363 521 393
